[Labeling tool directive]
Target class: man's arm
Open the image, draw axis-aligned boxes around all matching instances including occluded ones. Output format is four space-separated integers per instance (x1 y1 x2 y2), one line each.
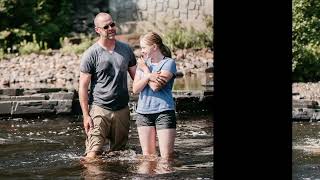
79 72 93 135
128 65 137 80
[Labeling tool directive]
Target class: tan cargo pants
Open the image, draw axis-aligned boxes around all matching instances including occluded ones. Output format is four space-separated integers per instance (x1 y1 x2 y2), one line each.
85 104 130 155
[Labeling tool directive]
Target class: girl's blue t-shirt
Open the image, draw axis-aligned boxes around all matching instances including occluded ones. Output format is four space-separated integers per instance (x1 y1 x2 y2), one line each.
136 57 177 114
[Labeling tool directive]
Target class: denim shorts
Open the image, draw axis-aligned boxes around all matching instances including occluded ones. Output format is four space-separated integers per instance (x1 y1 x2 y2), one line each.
136 110 176 130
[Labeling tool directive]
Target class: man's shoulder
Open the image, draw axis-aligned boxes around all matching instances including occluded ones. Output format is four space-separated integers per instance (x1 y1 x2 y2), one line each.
116 40 132 50
82 42 100 55
81 43 100 62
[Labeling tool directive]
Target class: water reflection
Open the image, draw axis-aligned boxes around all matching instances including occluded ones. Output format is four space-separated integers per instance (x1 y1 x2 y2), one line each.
136 159 159 175
82 163 106 179
173 73 213 91
80 159 133 180
80 154 176 179
134 155 177 175
79 144 181 177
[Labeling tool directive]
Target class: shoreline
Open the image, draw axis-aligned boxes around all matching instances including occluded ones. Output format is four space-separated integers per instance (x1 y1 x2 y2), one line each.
293 82 320 101
0 48 213 90
293 82 320 121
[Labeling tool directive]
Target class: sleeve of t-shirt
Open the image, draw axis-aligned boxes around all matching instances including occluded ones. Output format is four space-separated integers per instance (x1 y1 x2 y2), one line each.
79 50 94 74
161 59 177 76
127 45 137 67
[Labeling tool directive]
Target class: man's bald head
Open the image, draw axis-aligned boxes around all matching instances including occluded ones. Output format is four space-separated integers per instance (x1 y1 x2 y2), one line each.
94 12 113 27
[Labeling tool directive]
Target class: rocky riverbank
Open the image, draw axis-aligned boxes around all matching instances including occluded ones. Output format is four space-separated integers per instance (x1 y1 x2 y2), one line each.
293 82 320 121
0 88 213 117
0 47 213 90
293 83 320 101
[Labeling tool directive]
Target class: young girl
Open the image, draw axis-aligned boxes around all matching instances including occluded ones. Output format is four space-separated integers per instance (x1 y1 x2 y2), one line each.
132 32 177 160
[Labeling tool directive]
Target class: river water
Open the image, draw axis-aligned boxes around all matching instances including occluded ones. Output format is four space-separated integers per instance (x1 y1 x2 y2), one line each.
0 113 213 179
0 72 213 179
292 121 320 179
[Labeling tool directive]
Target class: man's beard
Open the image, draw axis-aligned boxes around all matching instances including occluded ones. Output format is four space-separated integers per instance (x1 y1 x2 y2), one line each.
103 31 116 40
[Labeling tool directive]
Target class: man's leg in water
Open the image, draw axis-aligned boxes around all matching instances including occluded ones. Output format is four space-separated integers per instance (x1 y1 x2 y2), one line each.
109 106 130 151
85 105 112 159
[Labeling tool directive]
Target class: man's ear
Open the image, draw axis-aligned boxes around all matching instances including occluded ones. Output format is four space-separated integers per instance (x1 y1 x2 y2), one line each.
94 27 100 34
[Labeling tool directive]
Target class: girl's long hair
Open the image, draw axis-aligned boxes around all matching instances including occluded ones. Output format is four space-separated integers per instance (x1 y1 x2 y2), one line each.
141 32 172 58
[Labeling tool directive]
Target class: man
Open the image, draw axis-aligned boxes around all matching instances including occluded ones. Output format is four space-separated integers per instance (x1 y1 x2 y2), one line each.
79 12 137 160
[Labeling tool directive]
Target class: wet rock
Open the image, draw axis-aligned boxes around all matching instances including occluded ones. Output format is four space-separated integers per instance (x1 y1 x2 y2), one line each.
174 49 185 61
292 108 320 121
205 67 213 73
0 102 12 115
1 79 10 86
176 71 184 77
292 99 319 108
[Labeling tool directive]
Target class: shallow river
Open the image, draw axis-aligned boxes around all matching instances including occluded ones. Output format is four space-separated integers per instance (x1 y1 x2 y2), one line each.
293 121 320 179
0 113 213 179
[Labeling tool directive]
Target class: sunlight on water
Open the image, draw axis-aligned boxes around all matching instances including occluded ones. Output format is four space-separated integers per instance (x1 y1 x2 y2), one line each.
50 152 82 160
293 138 320 153
0 114 213 179
293 122 320 179
176 162 214 170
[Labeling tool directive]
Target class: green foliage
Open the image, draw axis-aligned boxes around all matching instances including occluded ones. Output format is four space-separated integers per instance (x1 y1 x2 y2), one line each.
18 34 48 55
0 28 30 53
163 16 213 50
60 34 95 55
293 0 320 82
0 48 4 59
19 39 40 55
0 0 74 53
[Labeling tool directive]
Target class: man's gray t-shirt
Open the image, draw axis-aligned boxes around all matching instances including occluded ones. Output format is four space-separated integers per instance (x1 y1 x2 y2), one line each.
80 41 136 111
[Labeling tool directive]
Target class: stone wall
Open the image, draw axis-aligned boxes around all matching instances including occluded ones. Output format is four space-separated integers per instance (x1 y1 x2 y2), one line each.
70 0 213 35
109 0 213 33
